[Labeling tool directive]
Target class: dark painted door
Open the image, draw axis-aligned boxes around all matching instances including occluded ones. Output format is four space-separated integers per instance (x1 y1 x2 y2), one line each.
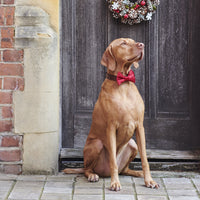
62 0 200 152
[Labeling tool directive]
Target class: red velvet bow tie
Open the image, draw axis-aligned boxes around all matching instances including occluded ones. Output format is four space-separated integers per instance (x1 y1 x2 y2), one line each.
117 70 135 86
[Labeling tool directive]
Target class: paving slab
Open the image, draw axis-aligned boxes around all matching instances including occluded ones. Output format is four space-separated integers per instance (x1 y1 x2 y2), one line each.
137 195 168 200
119 176 133 183
105 194 136 200
0 174 17 181
164 177 199 198
8 181 44 200
0 181 14 200
17 175 46 182
163 178 194 190
167 189 198 196
44 181 73 189
11 181 44 188
192 178 200 193
74 188 102 195
169 196 200 200
151 171 200 178
43 187 72 194
163 178 191 184
47 174 75 182
73 195 102 200
42 181 73 200
41 193 72 200
164 183 194 190
0 180 14 189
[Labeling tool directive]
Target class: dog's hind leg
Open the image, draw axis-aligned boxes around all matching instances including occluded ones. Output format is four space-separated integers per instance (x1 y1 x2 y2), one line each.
118 139 143 177
83 138 103 182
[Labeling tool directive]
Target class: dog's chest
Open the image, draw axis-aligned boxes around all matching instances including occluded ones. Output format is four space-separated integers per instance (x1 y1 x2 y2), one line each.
114 86 144 144
116 84 144 116
100 82 144 122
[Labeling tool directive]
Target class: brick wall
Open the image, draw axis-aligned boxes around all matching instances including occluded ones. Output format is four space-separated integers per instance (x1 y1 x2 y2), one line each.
0 0 23 174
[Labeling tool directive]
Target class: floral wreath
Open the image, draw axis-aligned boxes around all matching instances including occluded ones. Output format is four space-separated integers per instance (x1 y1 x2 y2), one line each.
106 0 160 25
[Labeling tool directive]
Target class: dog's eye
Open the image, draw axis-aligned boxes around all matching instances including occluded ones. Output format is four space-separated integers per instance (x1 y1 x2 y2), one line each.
121 42 127 46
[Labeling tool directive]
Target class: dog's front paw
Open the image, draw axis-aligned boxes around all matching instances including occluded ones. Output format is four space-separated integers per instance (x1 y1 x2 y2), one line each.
110 181 121 191
88 173 99 182
145 178 160 189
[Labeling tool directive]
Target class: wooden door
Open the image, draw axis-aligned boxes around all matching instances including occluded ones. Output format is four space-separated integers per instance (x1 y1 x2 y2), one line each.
62 0 200 155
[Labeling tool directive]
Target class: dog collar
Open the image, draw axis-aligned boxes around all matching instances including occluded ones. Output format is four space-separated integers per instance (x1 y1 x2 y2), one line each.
106 73 117 81
106 70 135 86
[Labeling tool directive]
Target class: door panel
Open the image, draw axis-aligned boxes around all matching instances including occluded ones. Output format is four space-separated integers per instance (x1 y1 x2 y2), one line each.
157 0 190 116
76 0 107 111
62 0 200 151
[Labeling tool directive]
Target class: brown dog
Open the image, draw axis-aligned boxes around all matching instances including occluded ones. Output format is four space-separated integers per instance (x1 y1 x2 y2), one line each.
63 38 159 191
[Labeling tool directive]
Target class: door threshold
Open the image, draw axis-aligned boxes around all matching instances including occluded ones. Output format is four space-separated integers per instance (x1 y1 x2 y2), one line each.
60 148 200 160
60 148 200 172
60 160 200 172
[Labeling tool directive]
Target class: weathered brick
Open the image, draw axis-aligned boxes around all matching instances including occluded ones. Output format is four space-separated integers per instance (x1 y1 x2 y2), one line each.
1 135 21 147
3 164 22 175
1 27 14 37
1 27 14 48
0 120 12 132
3 0 15 4
0 91 12 104
2 106 13 118
0 63 24 76
0 149 21 162
4 7 15 25
0 7 4 25
4 77 24 91
3 50 24 62
0 78 2 89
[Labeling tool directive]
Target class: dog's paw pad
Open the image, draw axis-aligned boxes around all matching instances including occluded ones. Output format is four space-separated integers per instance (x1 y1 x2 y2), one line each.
145 179 160 189
88 174 99 182
110 182 121 191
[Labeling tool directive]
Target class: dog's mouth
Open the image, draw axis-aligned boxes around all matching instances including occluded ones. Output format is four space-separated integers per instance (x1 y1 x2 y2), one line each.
128 51 144 62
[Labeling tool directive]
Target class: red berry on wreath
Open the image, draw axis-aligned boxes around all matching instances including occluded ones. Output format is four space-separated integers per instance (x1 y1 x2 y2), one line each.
114 9 120 13
124 14 128 19
140 1 146 6
134 4 140 10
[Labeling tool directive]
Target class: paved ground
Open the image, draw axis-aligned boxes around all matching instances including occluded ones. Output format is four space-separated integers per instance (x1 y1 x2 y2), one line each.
0 171 199 200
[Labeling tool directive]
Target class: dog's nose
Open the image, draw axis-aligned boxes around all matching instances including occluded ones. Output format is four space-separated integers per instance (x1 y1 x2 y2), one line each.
136 43 144 49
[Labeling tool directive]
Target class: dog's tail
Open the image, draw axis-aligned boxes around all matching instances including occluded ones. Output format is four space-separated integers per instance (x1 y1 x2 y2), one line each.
62 168 84 174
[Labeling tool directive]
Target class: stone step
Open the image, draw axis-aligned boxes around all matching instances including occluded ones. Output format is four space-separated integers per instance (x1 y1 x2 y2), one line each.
60 160 200 172
15 6 49 26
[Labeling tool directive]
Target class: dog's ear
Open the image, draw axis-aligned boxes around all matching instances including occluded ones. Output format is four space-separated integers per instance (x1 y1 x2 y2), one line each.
133 61 139 68
101 45 116 71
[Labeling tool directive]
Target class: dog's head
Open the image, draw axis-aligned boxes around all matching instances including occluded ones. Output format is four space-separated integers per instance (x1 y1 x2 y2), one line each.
101 38 144 75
